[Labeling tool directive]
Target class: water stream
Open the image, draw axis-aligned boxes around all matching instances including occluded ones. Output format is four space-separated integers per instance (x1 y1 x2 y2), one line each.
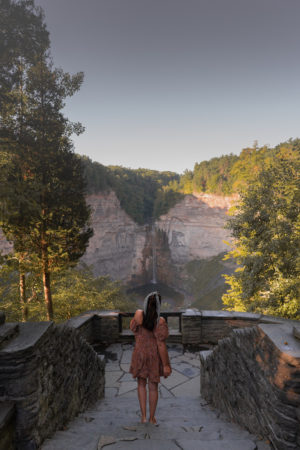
151 222 157 284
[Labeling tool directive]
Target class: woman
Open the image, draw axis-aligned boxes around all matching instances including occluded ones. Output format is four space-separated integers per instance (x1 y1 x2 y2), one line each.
129 291 172 425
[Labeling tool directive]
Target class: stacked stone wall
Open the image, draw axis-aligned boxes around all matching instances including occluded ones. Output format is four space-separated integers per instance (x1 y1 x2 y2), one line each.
200 326 300 450
0 322 105 450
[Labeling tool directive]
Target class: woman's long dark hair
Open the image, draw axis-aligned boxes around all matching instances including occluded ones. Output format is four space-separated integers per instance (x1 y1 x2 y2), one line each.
142 293 161 331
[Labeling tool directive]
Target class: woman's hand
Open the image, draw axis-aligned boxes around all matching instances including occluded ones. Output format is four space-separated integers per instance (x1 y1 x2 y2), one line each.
163 365 172 378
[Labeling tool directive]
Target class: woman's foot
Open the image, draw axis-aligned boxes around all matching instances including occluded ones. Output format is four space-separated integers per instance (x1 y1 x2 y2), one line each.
149 416 159 426
141 416 147 424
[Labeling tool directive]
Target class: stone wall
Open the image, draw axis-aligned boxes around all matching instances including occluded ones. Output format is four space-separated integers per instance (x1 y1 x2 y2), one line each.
0 402 15 450
66 310 120 345
200 323 300 450
0 321 105 450
181 309 263 345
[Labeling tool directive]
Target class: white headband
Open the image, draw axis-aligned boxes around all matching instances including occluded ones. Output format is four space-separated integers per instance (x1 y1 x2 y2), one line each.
143 291 161 325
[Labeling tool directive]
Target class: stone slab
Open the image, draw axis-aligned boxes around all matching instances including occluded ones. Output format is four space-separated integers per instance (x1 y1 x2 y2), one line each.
258 323 300 358
182 309 201 316
160 369 189 390
232 312 261 321
0 323 19 346
117 389 138 398
0 322 52 353
170 376 200 397
118 382 137 396
119 372 135 382
120 363 130 372
102 440 179 449
120 349 132 364
104 388 118 398
201 310 234 319
105 371 123 387
159 385 174 399
105 363 121 371
171 362 200 378
41 396 269 450
65 313 94 329
175 439 256 450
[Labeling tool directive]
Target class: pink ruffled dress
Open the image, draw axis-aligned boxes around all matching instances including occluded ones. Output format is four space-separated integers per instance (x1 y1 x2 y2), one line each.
129 316 169 383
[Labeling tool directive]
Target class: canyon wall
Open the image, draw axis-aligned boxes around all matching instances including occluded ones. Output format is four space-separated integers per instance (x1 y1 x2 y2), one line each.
0 190 237 296
82 191 237 295
156 193 235 264
154 193 237 297
81 191 151 284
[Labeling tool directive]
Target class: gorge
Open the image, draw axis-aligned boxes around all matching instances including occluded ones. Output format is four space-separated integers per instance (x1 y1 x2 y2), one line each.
79 190 237 309
0 188 238 310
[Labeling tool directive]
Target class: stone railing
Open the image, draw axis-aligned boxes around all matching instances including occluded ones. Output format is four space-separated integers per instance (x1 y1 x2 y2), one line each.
0 315 105 450
1 308 300 450
65 308 266 346
200 318 300 450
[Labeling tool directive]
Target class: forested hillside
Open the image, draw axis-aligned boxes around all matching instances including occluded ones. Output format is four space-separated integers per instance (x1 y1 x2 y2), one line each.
80 156 182 224
80 138 300 224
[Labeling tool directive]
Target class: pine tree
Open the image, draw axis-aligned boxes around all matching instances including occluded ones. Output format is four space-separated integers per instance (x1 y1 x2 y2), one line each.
0 1 93 320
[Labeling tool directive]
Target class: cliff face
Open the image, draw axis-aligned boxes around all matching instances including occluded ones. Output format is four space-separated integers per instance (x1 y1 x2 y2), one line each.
81 191 151 284
156 193 235 263
0 191 237 292
154 193 237 293
82 191 237 291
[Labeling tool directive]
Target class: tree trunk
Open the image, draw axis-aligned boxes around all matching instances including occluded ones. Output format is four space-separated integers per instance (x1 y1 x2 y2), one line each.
42 245 53 320
19 273 28 322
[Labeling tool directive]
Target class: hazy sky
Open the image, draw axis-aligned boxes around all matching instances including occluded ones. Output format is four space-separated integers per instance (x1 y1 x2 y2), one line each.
35 0 300 173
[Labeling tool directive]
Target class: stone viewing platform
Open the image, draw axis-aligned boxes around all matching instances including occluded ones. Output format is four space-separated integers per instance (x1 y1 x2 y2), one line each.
0 308 300 449
42 342 271 450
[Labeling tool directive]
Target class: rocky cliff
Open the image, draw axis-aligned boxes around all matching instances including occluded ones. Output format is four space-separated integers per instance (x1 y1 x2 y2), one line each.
81 191 151 284
156 193 236 264
82 191 237 296
0 190 237 302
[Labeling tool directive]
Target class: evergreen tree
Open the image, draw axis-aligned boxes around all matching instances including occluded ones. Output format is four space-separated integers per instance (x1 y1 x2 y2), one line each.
0 0 49 319
0 1 93 320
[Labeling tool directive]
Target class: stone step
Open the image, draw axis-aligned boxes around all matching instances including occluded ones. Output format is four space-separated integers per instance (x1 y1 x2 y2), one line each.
42 395 271 450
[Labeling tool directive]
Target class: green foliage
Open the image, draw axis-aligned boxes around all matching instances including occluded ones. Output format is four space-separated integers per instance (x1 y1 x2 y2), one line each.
193 154 238 194
0 0 93 319
80 140 300 225
80 156 181 224
222 150 300 318
0 262 135 322
185 254 235 310
153 185 184 218
178 139 300 196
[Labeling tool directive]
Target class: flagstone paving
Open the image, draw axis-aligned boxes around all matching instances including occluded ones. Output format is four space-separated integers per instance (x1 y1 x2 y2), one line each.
42 343 272 450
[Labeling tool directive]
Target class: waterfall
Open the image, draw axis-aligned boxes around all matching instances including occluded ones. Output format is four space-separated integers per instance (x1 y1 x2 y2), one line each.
151 222 157 284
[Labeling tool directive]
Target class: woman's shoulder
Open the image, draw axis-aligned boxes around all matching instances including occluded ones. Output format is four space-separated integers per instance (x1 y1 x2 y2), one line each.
158 316 166 324
133 309 144 325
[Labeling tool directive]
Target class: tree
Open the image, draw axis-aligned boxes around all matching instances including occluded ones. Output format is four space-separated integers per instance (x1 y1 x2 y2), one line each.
0 263 136 322
0 0 50 319
222 150 300 318
0 1 93 320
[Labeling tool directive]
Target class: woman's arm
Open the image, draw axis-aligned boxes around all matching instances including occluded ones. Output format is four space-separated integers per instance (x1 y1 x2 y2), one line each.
133 309 143 325
157 341 171 367
157 341 172 377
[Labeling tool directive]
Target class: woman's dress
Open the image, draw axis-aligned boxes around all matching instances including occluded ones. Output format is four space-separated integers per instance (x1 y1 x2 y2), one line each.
129 316 169 383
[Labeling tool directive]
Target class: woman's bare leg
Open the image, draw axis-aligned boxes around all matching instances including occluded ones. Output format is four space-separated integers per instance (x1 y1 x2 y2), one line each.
148 380 158 423
137 377 147 423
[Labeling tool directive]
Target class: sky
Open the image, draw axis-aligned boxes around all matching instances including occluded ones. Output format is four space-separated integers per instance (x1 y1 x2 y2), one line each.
35 0 300 173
